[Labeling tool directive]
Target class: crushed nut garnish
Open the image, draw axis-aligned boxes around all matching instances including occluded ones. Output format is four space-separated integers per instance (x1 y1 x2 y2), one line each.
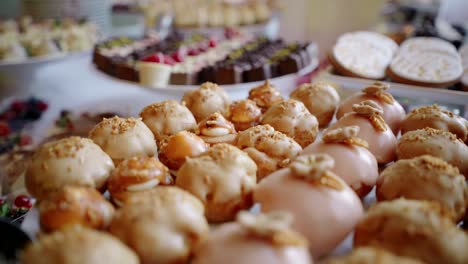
322 126 369 148
290 154 344 190
352 101 387 132
362 82 394 104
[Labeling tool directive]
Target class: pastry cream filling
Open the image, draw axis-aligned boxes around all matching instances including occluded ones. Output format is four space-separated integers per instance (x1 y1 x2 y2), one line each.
201 127 232 137
126 179 160 192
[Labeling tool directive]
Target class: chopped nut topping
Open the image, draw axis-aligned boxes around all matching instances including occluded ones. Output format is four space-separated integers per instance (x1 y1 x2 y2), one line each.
362 82 394 104
46 137 90 159
407 104 455 118
290 154 344 190
90 116 138 136
401 127 460 143
237 211 307 247
352 101 387 132
322 126 369 148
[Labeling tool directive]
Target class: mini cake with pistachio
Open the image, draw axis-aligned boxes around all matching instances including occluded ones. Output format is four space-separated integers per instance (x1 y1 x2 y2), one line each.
197 112 237 145
107 156 173 206
254 154 364 258
228 99 263 131
89 116 157 164
192 211 312 264
329 100 397 164
25 136 114 200
302 126 378 197
235 124 302 181
261 99 319 148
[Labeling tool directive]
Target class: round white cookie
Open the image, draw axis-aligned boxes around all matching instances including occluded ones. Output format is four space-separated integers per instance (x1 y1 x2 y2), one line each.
331 31 398 79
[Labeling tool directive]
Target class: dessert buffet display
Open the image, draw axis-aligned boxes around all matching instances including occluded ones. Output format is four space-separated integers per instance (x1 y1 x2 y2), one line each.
329 30 466 89
1 79 465 263
93 30 316 87
0 17 99 64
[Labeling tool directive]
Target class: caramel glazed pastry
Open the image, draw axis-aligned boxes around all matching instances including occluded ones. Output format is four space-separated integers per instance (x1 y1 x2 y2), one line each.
197 112 237 145
107 156 173 206
247 80 284 112
21 226 139 264
25 136 114 200
326 247 425 264
181 82 231 122
88 116 158 164
192 211 312 264
109 187 209 264
400 104 468 142
354 199 468 264
228 99 262 131
377 155 468 222
39 186 115 232
397 127 468 178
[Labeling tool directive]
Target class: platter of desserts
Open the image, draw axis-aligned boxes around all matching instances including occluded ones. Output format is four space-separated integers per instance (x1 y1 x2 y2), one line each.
0 17 99 67
328 31 466 90
0 77 463 263
92 30 317 92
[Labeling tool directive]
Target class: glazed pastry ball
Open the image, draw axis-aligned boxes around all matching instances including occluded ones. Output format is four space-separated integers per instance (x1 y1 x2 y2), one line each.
181 82 230 122
176 143 257 222
109 187 209 264
377 155 467 222
25 136 114 200
197 112 237 145
354 199 468 264
107 157 173 206
140 100 197 143
254 154 364 258
158 131 208 170
21 227 139 264
228 99 262 131
290 81 340 127
261 99 319 148
192 211 312 264
248 80 283 112
327 247 425 264
88 116 157 163
397 127 468 178
336 82 405 134
400 104 468 142
329 100 396 164
39 186 114 232
235 124 302 181
302 126 378 197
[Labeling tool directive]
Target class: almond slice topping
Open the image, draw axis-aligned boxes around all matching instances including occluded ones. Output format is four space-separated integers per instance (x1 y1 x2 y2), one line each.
322 126 369 148
362 82 394 104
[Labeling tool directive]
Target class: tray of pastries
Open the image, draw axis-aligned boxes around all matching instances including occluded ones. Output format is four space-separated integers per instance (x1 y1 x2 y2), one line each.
0 77 464 263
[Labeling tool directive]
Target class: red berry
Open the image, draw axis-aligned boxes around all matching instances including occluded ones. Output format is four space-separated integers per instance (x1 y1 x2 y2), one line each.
209 38 217 48
171 50 185 63
14 195 32 208
0 122 11 137
11 101 27 113
143 52 165 63
19 135 32 146
37 101 48 111
188 48 200 56
163 55 176 66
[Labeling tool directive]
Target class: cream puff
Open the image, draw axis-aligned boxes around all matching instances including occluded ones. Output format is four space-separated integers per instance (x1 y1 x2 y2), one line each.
21 226 139 264
397 128 468 178
158 131 209 171
181 82 230 122
176 143 257 222
377 155 467 222
261 99 319 148
235 124 302 181
38 186 115 232
290 81 340 127
302 126 378 197
248 80 283 112
88 116 157 164
25 136 114 200
140 99 197 143
254 154 364 258
192 211 312 264
228 99 263 131
109 187 209 264
336 82 405 134
107 156 172 206
327 247 425 264
400 104 468 142
329 100 397 164
354 199 468 264
197 112 237 145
